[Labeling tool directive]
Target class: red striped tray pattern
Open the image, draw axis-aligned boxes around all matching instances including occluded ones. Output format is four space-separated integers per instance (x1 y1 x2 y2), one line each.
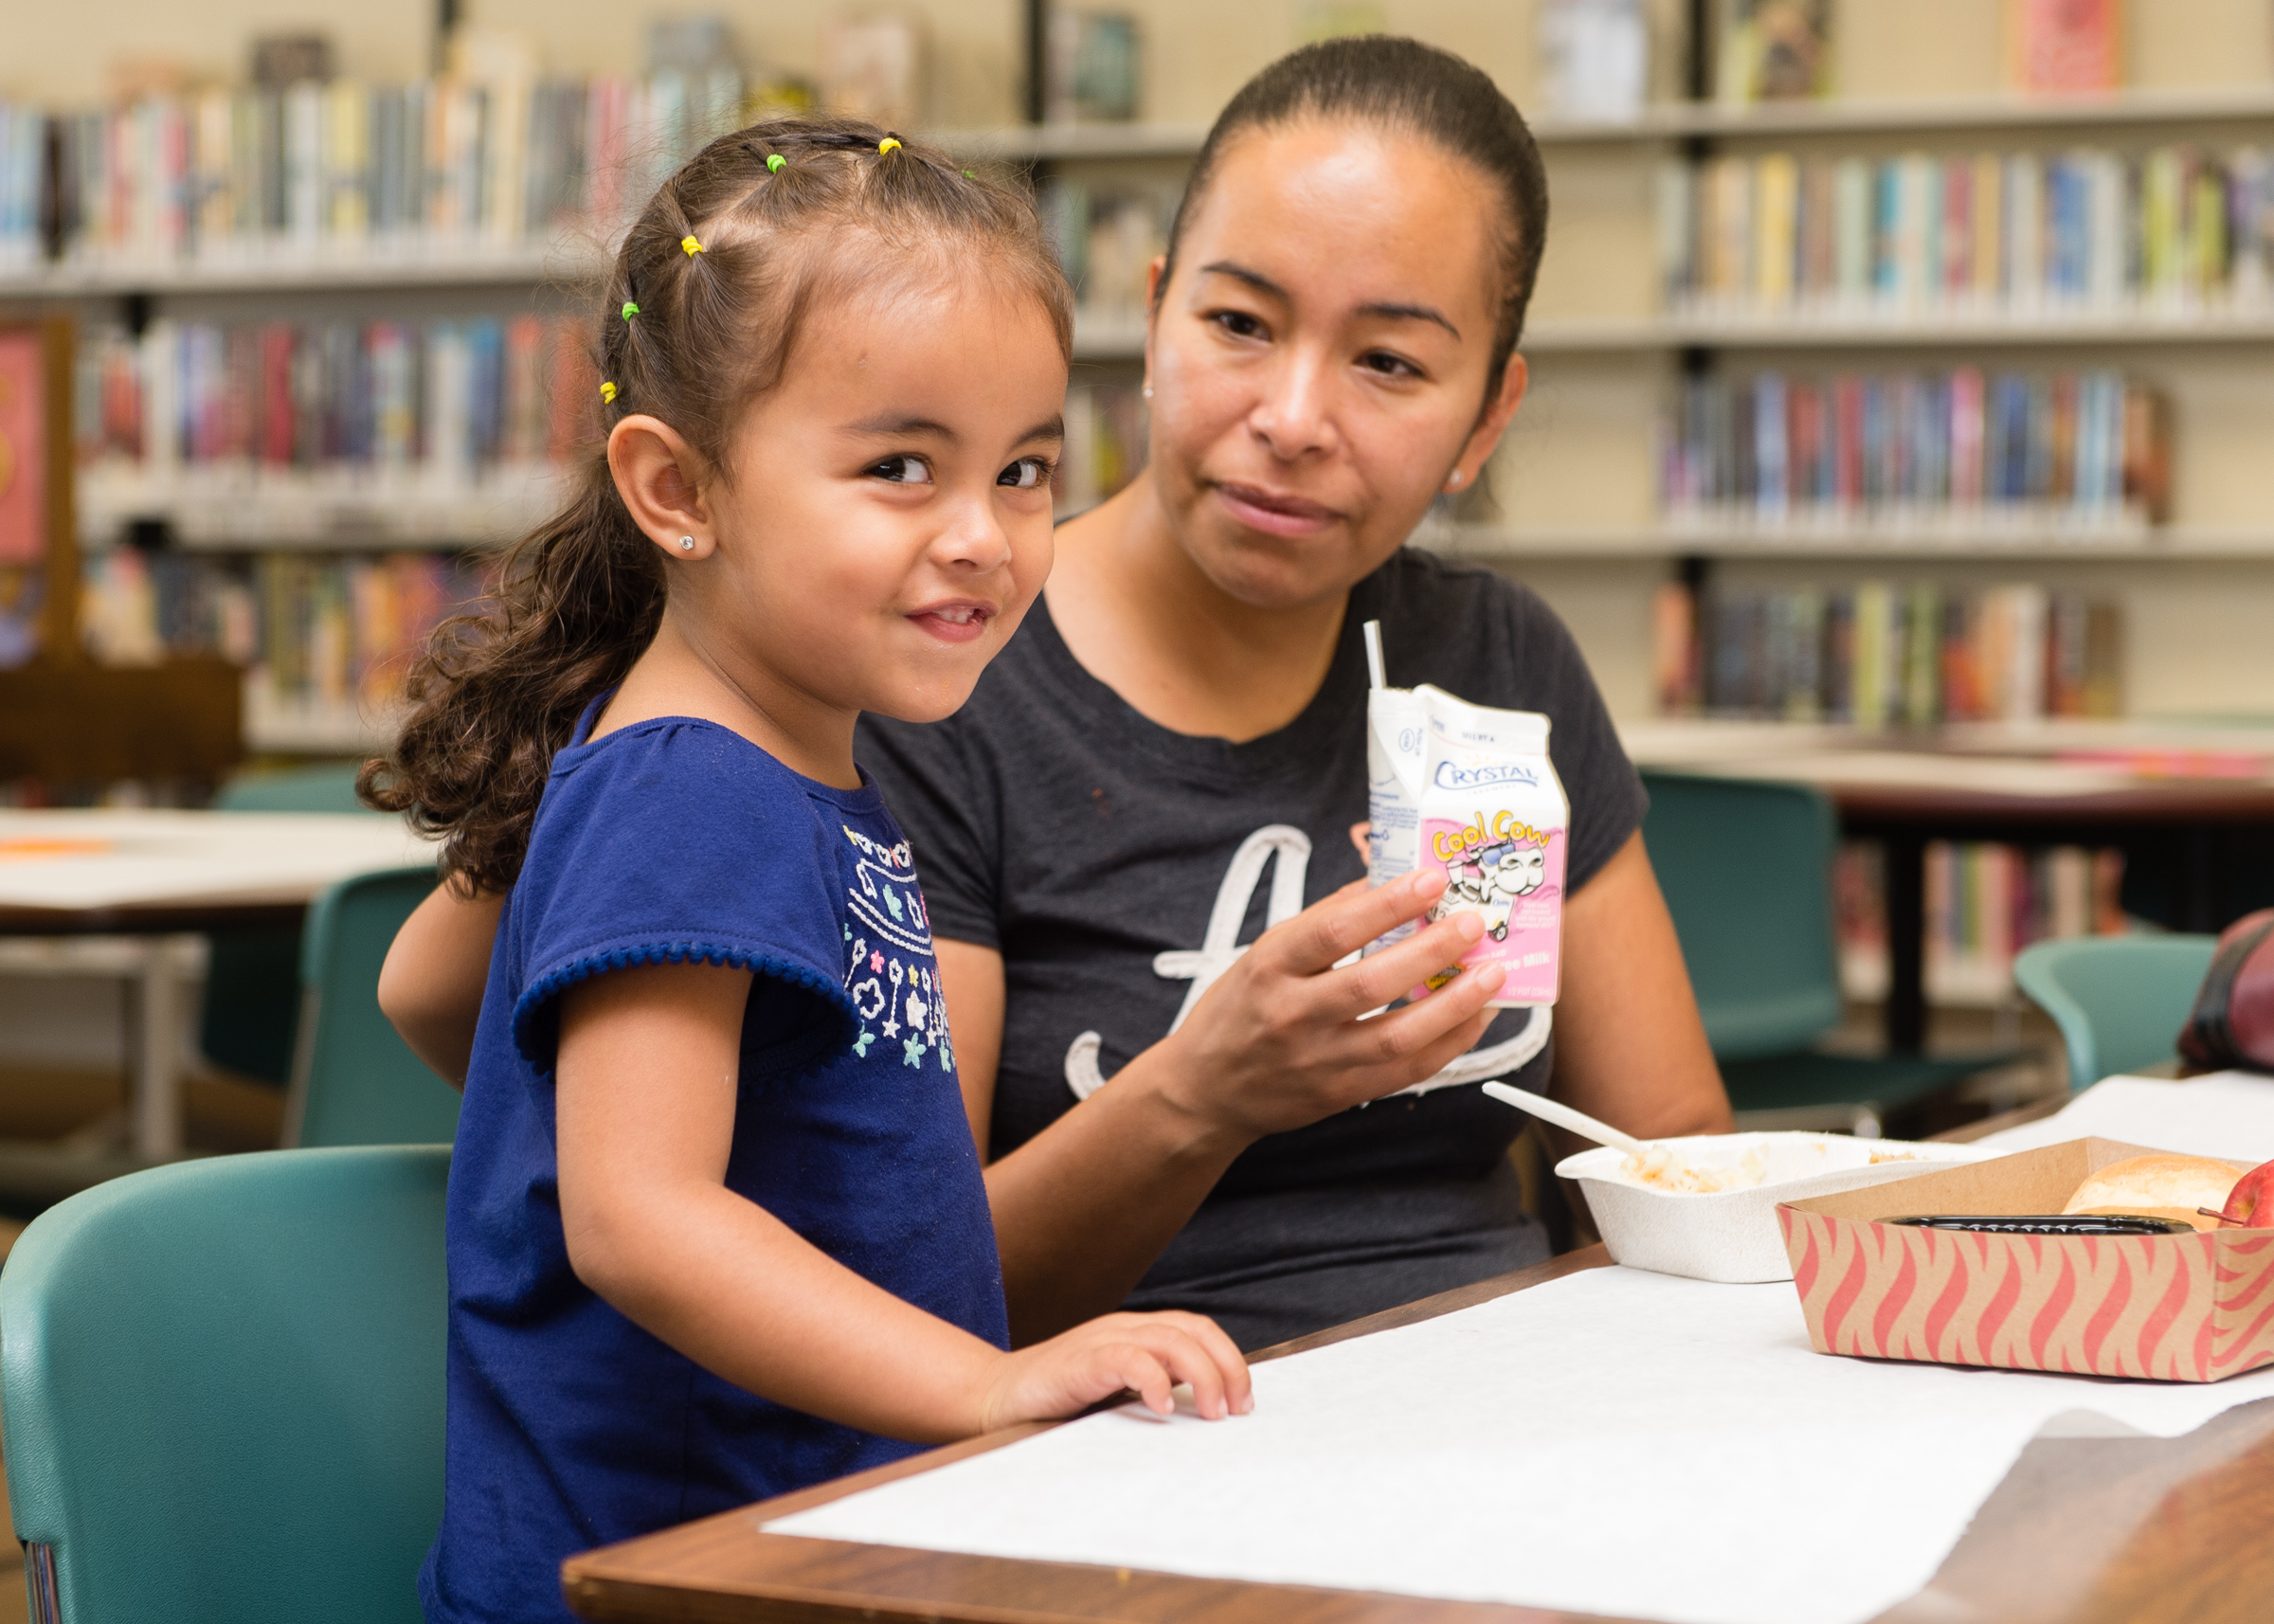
1778 1207 2274 1381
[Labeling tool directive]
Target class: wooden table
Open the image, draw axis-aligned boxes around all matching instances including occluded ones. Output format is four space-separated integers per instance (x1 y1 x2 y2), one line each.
559 1242 2274 1624
1621 724 2274 1053
0 809 435 1160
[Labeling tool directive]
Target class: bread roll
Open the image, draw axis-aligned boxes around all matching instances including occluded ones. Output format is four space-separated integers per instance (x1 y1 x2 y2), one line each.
2063 1155 2242 1232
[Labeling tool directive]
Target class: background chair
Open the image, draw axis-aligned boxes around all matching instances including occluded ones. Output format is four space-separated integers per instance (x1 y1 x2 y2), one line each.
289 867 462 1148
2012 933 2218 1090
1642 769 2008 1135
1 1146 449 1624
202 764 381 1089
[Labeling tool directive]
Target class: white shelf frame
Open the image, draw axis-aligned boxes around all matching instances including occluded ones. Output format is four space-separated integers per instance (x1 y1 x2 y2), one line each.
1421 524 2274 562
935 86 2274 159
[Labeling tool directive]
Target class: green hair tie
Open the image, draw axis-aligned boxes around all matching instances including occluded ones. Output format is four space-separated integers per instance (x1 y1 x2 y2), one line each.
963 169 975 178
622 301 640 321
767 153 785 172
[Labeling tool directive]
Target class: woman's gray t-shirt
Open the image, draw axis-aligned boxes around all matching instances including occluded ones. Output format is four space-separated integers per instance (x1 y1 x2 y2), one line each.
856 549 1648 1349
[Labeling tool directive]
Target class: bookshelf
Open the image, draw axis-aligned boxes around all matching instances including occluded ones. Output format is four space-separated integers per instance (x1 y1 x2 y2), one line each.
3 6 2272 782
1422 524 2274 562
927 84 2274 158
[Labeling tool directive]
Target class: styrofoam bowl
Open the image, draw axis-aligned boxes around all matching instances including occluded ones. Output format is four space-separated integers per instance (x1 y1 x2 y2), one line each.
1556 1132 1997 1284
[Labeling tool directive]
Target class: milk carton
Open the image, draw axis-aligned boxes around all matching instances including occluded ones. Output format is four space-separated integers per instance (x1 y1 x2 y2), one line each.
1363 684 1425 947
1408 685 1567 1007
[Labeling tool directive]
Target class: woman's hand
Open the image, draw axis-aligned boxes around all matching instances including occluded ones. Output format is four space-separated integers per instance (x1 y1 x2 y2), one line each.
977 1310 1252 1432
1152 866 1506 1145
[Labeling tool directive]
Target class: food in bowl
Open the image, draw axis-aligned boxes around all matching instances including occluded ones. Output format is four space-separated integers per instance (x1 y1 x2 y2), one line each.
1615 1138 1933 1194
1557 1131 1991 1283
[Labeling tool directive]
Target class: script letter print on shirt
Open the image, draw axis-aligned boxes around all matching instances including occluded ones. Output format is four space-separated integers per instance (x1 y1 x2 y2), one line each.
1063 823 1549 1104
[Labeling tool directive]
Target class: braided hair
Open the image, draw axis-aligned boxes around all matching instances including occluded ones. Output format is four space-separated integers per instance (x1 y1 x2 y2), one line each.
362 117 1073 893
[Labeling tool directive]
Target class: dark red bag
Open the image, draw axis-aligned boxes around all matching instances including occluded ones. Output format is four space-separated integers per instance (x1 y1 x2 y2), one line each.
2179 909 2274 1073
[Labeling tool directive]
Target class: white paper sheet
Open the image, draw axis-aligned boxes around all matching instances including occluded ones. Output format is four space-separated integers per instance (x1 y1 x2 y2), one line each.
774 1268 2274 1624
1976 1070 2274 1162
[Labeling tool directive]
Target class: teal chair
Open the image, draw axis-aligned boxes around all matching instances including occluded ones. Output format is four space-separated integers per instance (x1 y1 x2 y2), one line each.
2013 933 2218 1090
289 867 461 1148
1642 770 2007 1131
203 764 382 1088
1 1146 449 1623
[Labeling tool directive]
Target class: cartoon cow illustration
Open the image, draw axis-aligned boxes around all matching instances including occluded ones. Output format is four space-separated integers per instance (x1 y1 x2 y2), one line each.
1426 838 1551 941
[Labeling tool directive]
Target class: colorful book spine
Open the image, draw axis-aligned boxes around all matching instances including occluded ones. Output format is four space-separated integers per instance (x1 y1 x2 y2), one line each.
81 314 587 481
1656 579 2123 723
1660 366 2170 532
21 68 749 272
1656 142 2274 318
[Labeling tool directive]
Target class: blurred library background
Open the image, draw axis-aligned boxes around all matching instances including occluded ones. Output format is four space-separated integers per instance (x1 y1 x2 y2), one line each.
3 0 2274 1161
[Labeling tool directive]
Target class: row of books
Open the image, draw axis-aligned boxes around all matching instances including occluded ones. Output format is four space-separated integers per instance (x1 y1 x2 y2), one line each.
1038 180 1170 317
1659 369 2173 532
1651 580 2122 725
77 316 595 476
1835 839 2128 1007
2 68 748 271
1055 383 1148 515
1656 144 2274 318
79 548 490 713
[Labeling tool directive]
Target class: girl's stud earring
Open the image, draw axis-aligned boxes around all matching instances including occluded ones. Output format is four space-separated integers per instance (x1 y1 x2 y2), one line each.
1141 381 1153 399
677 536 695 550
1446 470 1466 491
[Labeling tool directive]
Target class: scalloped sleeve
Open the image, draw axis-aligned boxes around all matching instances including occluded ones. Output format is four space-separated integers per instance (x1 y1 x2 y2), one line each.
503 719 857 1079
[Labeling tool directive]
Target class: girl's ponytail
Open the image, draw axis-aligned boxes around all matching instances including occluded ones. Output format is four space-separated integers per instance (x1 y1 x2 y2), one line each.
360 459 663 894
361 115 1071 893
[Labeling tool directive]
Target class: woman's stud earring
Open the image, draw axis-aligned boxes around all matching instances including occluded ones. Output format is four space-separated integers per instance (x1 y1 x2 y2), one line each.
1446 470 1466 491
1142 381 1153 400
677 535 695 550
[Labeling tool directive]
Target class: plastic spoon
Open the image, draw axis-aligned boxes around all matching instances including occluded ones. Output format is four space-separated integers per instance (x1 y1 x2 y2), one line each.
1481 1081 1650 1157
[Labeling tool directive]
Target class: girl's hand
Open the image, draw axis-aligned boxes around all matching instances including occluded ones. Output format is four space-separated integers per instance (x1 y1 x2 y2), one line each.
976 1310 1253 1433
1153 866 1506 1145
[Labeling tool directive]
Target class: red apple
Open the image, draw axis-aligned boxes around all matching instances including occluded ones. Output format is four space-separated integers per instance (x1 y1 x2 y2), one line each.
2217 1157 2274 1228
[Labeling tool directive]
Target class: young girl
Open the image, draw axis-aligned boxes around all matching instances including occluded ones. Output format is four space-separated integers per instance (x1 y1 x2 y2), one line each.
364 120 1252 1624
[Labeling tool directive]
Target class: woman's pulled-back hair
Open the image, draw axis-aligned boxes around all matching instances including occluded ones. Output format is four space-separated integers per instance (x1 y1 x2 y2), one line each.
1159 37 1548 391
362 117 1072 894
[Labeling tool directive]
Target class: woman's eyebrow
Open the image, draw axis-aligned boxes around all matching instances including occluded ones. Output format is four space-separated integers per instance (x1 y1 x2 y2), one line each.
1198 260 1287 298
1199 261 1459 339
1357 300 1460 339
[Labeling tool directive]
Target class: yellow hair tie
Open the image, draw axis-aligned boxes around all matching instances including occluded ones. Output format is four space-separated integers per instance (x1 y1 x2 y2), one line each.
681 235 703 256
877 136 901 155
599 381 617 405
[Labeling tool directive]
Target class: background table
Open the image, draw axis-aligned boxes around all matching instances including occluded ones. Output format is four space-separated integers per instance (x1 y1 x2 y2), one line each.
1622 723 2274 1053
558 1242 2274 1624
0 809 435 1161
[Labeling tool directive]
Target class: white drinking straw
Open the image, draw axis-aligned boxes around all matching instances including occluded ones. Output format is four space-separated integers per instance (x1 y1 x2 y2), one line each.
1363 620 1386 691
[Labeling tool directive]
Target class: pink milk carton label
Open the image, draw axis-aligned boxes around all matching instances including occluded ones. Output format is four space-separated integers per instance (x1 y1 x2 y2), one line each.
1410 686 1566 1008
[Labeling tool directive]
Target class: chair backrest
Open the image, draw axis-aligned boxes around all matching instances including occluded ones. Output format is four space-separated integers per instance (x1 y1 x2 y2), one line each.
1639 769 1846 1061
2012 933 2218 1089
1 1146 449 1624
288 868 462 1149
203 764 381 1087
212 763 375 814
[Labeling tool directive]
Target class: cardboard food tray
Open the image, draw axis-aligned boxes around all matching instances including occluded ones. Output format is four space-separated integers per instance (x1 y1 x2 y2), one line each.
1777 1138 2274 1382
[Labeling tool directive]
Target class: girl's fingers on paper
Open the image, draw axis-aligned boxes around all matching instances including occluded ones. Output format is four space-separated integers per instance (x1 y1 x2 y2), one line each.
1106 1346 1177 1417
1150 1310 1253 1416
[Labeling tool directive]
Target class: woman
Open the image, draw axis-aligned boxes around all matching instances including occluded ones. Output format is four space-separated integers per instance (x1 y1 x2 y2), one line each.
382 36 1728 1353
